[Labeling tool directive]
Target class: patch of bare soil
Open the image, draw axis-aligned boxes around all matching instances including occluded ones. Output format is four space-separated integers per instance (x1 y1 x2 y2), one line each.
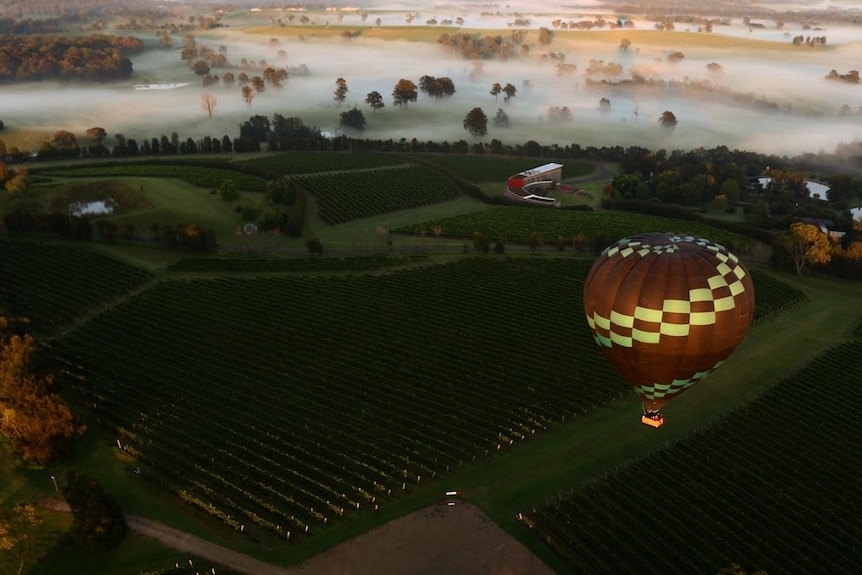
291 503 555 575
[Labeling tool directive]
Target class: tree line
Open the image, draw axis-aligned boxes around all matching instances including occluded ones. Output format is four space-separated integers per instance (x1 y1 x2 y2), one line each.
0 33 142 82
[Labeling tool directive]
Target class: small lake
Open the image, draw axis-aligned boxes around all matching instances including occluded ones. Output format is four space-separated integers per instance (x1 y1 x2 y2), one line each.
69 200 115 216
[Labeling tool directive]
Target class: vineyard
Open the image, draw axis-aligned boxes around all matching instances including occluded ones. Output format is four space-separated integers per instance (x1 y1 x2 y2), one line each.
39 163 270 192
0 238 153 331
393 206 754 252
748 271 808 321
60 258 619 538
49 255 807 548
239 151 407 175
294 165 464 224
525 338 862 575
167 254 428 274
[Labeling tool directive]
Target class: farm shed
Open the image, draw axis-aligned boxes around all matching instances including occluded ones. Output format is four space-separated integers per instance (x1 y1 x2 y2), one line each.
507 163 563 188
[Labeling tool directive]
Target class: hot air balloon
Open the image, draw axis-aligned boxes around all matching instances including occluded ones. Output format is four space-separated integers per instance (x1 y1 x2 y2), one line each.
583 233 755 427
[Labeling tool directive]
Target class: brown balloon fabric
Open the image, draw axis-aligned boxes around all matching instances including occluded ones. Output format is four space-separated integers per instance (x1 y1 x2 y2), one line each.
583 233 756 411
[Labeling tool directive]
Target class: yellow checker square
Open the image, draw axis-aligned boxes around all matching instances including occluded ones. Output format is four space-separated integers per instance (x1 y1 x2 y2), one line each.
660 322 690 337
662 299 690 314
714 296 735 312
610 310 635 328
634 305 663 323
729 280 745 296
610 331 633 347
708 274 728 290
716 262 732 276
689 287 713 302
632 328 661 344
593 312 611 330
690 311 716 325
620 247 635 257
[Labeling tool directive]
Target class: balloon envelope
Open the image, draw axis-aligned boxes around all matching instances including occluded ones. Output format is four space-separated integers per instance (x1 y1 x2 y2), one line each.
583 233 755 412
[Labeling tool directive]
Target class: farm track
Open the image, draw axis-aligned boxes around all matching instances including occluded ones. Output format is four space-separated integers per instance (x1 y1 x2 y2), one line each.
125 515 296 575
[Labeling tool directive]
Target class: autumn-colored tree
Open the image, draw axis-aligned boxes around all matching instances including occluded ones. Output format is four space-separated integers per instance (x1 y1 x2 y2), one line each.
0 323 85 464
241 85 255 107
659 110 678 128
392 78 418 109
0 503 44 575
201 92 217 118
778 222 832 274
191 59 210 76
502 82 517 102
250 75 266 92
490 82 502 101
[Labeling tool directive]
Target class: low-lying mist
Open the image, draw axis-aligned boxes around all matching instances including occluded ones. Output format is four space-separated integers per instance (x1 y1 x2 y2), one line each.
2 4 861 157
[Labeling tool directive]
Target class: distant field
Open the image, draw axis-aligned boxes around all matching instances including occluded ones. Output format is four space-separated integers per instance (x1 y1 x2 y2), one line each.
243 24 806 54
0 128 53 152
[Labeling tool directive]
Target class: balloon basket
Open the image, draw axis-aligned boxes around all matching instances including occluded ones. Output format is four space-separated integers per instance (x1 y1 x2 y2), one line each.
641 415 664 428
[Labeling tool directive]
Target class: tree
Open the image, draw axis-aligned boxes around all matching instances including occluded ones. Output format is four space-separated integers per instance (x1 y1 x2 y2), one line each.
201 92 217 118
62 470 126 551
619 38 631 51
490 82 502 101
191 59 210 76
241 85 255 107
365 91 385 113
392 78 418 108
659 110 678 129
502 83 517 102
0 503 44 575
463 107 488 138
339 107 366 131
0 326 85 464
827 172 854 203
419 75 455 100
777 222 832 274
493 108 510 128
220 179 239 201
333 77 348 106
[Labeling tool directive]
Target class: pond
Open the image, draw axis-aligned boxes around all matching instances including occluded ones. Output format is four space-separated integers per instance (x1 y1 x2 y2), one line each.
69 199 115 217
